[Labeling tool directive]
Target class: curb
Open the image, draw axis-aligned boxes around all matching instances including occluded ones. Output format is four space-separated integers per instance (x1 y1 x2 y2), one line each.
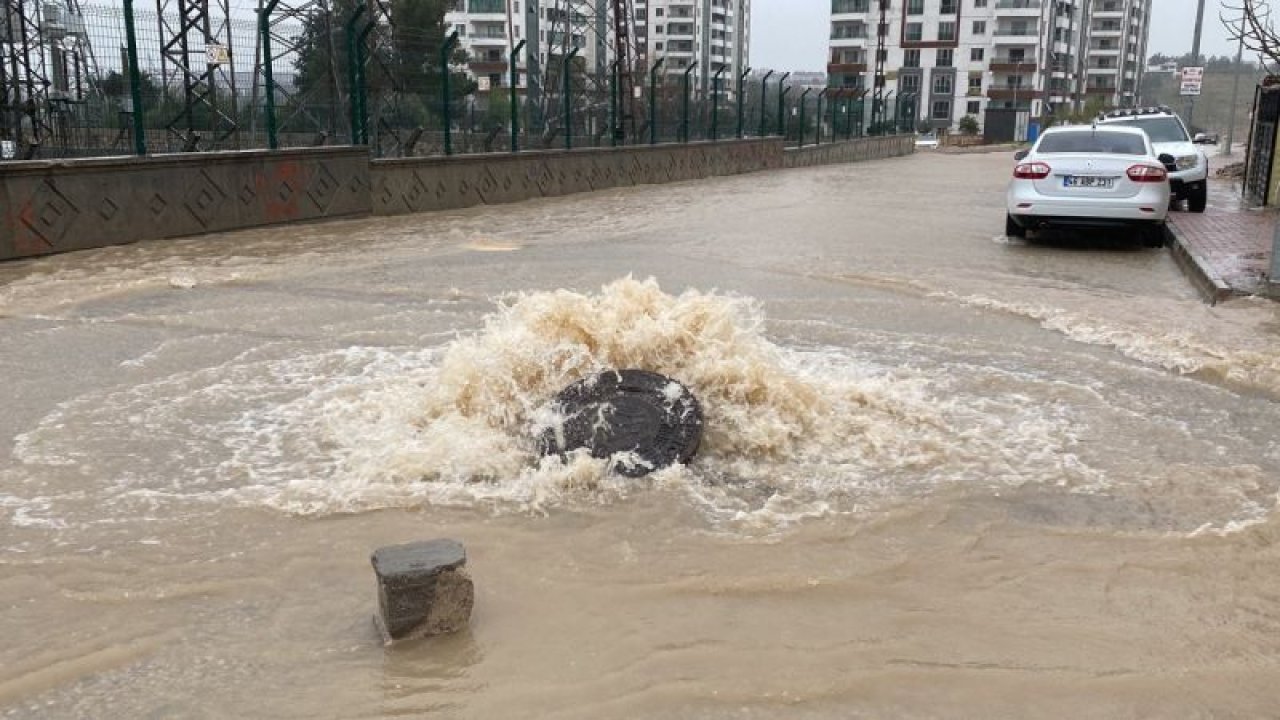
1166 220 1237 305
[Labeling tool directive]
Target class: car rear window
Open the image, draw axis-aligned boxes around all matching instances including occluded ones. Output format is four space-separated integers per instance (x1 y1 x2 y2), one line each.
1104 117 1190 143
1035 131 1147 155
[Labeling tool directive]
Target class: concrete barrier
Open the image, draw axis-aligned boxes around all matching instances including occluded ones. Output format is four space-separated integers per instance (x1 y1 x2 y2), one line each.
0 136 914 261
783 135 916 169
0 146 371 261
369 138 784 216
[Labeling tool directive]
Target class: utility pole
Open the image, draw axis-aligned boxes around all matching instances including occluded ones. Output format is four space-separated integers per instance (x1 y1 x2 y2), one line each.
1224 16 1245 156
1187 0 1206 127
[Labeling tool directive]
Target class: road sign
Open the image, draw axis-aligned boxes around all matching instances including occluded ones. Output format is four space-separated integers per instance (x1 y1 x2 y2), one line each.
1180 66 1204 96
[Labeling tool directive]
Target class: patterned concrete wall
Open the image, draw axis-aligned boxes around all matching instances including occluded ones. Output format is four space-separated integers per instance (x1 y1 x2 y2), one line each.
783 135 916 169
0 147 370 261
370 139 785 216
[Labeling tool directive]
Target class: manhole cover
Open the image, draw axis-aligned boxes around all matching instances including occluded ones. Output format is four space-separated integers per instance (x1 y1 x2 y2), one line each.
536 369 703 477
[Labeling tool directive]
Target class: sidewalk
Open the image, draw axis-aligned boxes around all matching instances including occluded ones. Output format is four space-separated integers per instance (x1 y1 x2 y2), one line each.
1167 174 1277 303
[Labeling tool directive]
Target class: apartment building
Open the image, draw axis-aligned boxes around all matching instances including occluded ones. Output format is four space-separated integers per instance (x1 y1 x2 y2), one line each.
444 0 609 94
827 0 1151 131
634 0 750 97
443 0 750 100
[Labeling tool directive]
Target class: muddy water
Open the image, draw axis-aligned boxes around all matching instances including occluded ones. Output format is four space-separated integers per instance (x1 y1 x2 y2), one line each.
3 152 1280 719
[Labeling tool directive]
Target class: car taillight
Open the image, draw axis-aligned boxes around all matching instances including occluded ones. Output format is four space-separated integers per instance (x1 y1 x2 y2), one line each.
1013 162 1051 180
1127 164 1168 183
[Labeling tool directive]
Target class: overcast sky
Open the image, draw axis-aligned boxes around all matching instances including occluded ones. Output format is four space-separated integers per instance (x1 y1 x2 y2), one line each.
749 0 1240 72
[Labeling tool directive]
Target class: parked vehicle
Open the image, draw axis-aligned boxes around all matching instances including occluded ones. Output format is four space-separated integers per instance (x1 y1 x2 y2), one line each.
915 132 939 149
1095 107 1209 212
1005 125 1171 247
1193 132 1220 145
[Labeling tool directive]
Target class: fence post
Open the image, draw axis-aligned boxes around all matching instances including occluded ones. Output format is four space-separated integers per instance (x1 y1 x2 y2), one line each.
510 39 526 153
442 30 460 156
710 66 726 141
649 58 665 145
122 0 147 155
681 64 694 142
798 87 811 148
609 60 619 147
758 70 774 138
563 47 580 150
816 88 827 146
260 0 282 149
345 7 365 144
737 67 750 139
779 85 791 142
775 72 790 138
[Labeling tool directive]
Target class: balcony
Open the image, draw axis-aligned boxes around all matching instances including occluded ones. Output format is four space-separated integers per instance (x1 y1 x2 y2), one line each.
469 60 508 74
994 0 1041 15
827 62 868 74
986 87 1032 100
993 28 1038 43
1085 86 1117 96
989 61 1035 73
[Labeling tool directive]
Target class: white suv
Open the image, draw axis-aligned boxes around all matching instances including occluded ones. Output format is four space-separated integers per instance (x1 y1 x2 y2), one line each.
1095 107 1208 212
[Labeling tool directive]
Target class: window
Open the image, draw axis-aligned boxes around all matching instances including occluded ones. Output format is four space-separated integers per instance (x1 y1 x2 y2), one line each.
1036 130 1147 155
900 73 920 92
973 0 986 6
936 49 953 67
967 100 981 114
970 47 984 62
905 22 922 42
932 100 951 119
903 49 921 67
655 7 663 15
972 20 986 35
933 74 953 94
968 75 982 92
938 21 956 41
907 0 924 14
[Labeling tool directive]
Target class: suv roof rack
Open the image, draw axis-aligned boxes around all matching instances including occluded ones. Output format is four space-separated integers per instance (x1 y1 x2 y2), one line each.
1096 106 1175 121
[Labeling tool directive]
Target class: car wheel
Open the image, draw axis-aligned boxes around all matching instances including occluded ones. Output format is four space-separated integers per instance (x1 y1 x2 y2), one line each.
1005 214 1027 239
1142 224 1167 248
1188 183 1207 213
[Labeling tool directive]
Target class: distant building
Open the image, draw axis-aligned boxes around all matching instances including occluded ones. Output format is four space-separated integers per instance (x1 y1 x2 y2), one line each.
827 0 1153 131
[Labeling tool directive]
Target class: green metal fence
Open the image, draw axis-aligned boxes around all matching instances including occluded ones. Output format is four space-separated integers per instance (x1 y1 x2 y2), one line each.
1 2 918 162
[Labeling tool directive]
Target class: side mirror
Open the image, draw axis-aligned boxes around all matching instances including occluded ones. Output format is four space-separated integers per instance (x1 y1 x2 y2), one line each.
1158 153 1176 165
1014 149 1029 161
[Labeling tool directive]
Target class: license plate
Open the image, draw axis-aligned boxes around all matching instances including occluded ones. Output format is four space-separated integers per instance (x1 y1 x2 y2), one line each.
1063 175 1114 189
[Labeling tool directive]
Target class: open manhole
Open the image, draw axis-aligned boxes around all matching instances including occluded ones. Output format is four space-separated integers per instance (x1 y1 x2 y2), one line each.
536 369 703 477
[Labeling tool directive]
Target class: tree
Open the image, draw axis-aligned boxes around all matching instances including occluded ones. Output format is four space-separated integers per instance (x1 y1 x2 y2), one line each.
291 0 475 124
958 114 979 135
1223 1 1280 73
99 70 160 99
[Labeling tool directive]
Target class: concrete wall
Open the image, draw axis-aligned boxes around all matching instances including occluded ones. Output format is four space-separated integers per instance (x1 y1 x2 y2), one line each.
370 138 784 216
0 147 371 261
1 136 914 261
783 135 916 169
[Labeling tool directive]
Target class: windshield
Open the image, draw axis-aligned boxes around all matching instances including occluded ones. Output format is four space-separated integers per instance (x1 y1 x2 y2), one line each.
1106 117 1189 143
1035 130 1148 155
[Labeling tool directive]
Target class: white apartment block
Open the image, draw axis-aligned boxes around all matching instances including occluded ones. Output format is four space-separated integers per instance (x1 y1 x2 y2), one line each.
828 0 1151 131
444 0 611 94
634 0 750 97
443 0 750 100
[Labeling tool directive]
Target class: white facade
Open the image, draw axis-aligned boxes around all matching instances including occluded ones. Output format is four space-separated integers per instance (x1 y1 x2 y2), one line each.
635 0 750 96
444 0 611 93
442 0 751 99
827 0 1151 131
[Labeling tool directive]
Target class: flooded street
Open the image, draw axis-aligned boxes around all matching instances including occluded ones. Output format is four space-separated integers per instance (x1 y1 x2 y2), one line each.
3 151 1280 718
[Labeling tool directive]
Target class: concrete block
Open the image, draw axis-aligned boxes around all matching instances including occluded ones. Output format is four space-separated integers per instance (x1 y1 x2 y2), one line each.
372 539 473 644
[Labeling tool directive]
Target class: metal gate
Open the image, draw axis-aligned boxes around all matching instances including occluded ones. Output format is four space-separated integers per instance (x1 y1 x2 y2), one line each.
1244 86 1280 206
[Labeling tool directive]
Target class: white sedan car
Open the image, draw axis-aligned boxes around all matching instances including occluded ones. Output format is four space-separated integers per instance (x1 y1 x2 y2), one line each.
1005 125 1171 247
